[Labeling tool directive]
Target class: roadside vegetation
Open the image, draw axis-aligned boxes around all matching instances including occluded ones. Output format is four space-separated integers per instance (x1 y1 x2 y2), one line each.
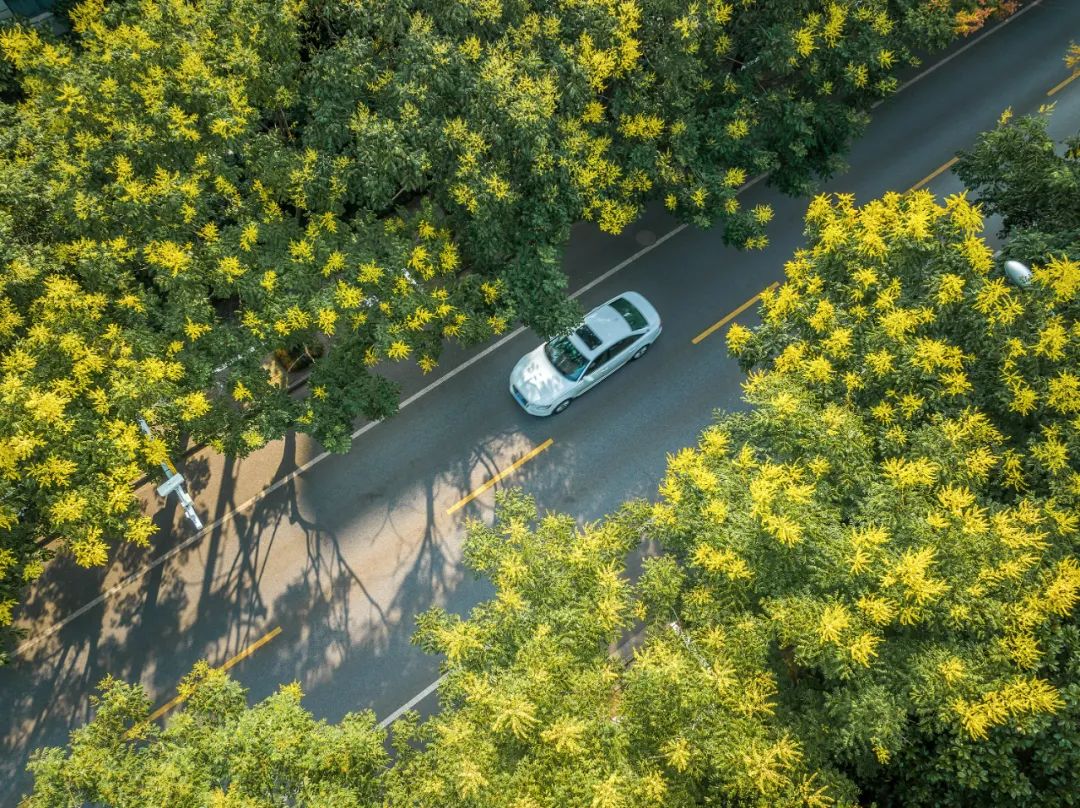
0 0 1023 654
23 97 1080 806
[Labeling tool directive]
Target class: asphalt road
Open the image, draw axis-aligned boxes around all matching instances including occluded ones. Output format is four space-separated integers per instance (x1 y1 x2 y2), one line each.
4 2 1080 802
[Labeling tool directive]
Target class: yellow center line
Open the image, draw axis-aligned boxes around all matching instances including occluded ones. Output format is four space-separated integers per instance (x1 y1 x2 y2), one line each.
692 282 778 345
909 156 959 192
144 626 283 724
447 439 554 515
1048 70 1080 97
219 625 283 671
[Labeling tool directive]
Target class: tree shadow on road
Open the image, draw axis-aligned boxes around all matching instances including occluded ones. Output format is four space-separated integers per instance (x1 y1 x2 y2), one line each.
246 412 563 720
0 441 287 804
0 394 584 804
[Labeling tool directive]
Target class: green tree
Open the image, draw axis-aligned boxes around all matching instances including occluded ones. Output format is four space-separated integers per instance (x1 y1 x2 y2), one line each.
24 662 389 808
0 0 1033 650
24 171 1080 808
0 0 512 647
385 490 849 807
956 106 1080 257
715 188 1080 805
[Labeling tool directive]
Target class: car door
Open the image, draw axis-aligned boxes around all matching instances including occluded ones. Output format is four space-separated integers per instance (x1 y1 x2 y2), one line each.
577 347 615 394
606 335 642 372
578 336 638 393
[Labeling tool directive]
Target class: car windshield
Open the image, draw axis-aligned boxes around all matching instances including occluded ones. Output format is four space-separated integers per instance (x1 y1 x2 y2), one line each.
609 297 647 331
544 336 588 381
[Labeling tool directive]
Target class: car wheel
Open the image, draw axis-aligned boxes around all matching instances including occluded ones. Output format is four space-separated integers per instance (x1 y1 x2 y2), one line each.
631 343 650 360
553 399 572 414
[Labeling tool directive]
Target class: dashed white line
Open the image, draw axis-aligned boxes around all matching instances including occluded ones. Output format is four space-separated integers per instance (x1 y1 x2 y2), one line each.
378 674 447 728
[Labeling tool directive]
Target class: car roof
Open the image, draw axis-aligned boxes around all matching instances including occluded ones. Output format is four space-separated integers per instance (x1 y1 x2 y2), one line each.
580 302 633 352
559 292 657 359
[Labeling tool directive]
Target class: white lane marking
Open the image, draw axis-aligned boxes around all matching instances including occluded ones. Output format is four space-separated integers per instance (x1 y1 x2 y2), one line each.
378 673 447 728
871 0 1043 109
571 224 686 300
16 10 1035 656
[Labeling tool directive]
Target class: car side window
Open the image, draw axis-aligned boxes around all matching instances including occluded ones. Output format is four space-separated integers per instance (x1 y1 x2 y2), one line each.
587 337 638 376
586 349 612 376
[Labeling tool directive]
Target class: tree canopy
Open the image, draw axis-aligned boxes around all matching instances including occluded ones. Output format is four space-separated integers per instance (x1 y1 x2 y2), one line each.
25 663 390 808
714 186 1080 806
0 0 1025 648
24 104 1080 805
956 103 1080 257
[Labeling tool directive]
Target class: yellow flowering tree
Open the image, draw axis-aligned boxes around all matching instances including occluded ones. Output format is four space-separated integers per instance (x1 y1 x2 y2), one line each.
24 663 390 808
387 489 854 807
304 0 1021 332
26 490 854 807
0 0 517 647
0 0 1031 650
649 372 1079 805
733 190 1079 483
702 189 1080 805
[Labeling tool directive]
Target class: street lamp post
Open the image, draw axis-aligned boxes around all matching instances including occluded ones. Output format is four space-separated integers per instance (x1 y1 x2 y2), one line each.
137 417 204 532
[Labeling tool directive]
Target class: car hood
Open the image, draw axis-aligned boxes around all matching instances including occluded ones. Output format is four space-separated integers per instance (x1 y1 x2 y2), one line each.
510 345 573 404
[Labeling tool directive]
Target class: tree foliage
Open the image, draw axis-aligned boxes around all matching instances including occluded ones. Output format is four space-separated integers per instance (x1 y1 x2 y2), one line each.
24 662 389 808
27 178 1080 806
0 0 1025 644
385 491 850 807
955 106 1080 258
715 188 1080 805
0 0 508 647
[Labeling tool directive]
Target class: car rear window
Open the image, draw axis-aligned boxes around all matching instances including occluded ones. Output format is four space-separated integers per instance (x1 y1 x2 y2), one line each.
609 297 647 330
575 324 602 350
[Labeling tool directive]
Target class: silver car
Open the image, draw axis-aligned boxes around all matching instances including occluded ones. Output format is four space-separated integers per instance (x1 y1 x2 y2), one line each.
509 291 662 416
